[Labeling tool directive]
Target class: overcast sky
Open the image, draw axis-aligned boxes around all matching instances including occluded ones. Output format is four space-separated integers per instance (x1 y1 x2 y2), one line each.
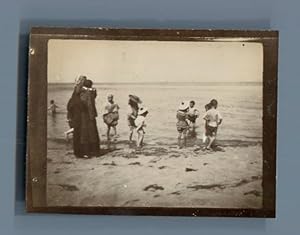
48 39 263 83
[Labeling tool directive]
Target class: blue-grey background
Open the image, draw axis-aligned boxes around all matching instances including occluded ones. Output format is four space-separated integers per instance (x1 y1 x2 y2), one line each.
0 0 298 234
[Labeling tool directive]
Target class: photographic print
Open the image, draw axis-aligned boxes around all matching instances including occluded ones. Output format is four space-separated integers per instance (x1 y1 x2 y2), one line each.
26 28 278 217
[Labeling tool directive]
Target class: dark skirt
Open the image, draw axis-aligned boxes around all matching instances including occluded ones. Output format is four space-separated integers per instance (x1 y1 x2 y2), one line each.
72 119 100 157
80 113 100 156
68 109 83 157
67 92 100 157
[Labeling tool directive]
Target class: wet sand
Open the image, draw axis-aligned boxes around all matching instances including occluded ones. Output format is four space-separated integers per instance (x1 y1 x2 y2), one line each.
47 137 262 209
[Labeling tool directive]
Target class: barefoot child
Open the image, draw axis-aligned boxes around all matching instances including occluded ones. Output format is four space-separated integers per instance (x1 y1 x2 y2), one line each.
203 99 223 150
103 94 120 141
135 107 148 148
127 95 142 143
176 101 189 148
187 100 199 133
202 103 211 144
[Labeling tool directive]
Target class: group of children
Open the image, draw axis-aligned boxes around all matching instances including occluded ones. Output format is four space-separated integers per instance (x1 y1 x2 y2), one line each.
49 93 222 150
126 95 148 148
49 92 148 148
102 93 149 148
176 99 222 150
102 93 148 148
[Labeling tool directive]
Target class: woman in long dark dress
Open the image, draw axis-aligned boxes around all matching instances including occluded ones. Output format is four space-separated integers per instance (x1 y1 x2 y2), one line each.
67 76 85 157
79 79 100 157
67 76 100 158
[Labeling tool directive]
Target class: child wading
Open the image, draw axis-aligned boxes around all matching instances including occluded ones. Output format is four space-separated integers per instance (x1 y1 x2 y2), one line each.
203 99 223 150
202 103 212 144
103 94 120 141
176 101 189 149
48 99 59 115
187 100 199 134
127 94 142 143
135 107 148 148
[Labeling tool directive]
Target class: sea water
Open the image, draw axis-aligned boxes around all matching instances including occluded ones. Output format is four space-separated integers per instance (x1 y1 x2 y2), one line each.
47 82 262 146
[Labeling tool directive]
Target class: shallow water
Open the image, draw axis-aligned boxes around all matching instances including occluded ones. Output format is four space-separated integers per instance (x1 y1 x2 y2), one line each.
47 83 262 146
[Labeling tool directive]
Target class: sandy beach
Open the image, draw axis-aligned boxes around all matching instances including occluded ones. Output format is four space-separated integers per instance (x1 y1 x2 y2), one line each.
47 137 262 208
45 40 264 210
47 83 263 208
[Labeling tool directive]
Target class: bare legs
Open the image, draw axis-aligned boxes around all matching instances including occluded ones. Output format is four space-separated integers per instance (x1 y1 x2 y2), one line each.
177 132 187 149
203 125 217 150
137 130 144 148
107 125 118 141
106 126 111 141
206 135 215 150
129 128 134 143
112 126 117 136
190 122 196 132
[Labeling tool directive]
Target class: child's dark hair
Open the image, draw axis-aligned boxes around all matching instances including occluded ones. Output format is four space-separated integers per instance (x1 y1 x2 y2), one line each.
142 111 149 116
50 100 55 104
205 103 211 111
129 99 139 110
210 99 218 107
190 100 195 105
83 79 93 88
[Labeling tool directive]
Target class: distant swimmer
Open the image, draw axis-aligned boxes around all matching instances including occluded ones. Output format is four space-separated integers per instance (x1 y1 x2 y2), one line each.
203 99 223 150
48 99 59 115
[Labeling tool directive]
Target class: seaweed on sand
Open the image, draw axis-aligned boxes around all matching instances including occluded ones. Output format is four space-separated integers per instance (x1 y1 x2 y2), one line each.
57 184 79 191
143 184 164 192
187 184 226 191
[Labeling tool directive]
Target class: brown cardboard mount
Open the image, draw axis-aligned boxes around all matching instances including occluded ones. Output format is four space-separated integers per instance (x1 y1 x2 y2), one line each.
26 27 278 217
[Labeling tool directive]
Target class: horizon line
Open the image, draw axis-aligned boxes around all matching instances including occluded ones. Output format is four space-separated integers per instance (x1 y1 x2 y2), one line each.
48 81 262 84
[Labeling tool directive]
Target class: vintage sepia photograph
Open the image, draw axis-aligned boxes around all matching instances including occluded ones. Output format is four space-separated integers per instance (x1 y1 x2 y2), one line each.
26 28 277 217
47 39 263 208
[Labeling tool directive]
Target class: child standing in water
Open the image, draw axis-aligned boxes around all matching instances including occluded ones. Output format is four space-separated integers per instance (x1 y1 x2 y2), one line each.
48 100 58 115
203 99 223 150
127 95 142 143
187 100 199 134
176 101 189 149
135 107 148 148
202 103 212 144
103 94 120 141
